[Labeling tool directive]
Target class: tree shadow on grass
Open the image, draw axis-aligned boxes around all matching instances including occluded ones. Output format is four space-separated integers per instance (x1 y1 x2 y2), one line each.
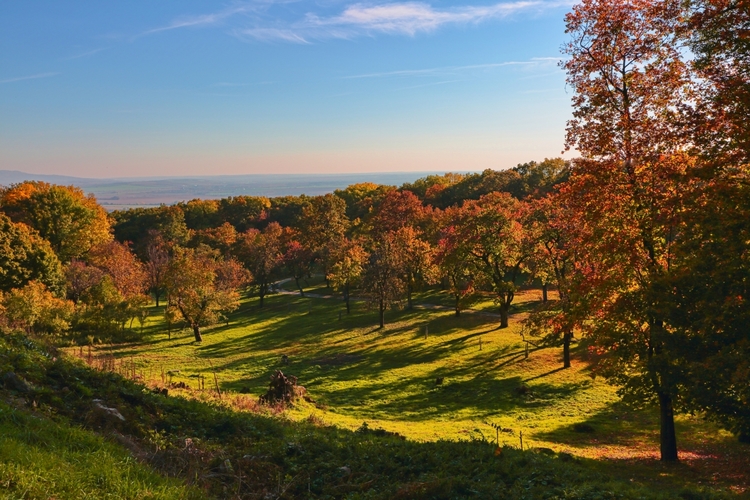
536 399 750 494
524 366 567 382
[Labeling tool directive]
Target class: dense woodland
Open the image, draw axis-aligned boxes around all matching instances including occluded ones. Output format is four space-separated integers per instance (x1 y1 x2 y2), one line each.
1 0 748 474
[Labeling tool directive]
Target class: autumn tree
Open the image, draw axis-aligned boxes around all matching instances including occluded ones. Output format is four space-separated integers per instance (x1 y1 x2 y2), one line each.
678 0 750 440
297 194 349 282
362 232 406 328
653 166 750 440
217 196 270 232
0 182 111 262
451 193 529 328
64 259 104 305
190 222 238 256
687 0 750 168
333 183 394 223
282 235 314 296
562 0 696 460
391 226 434 310
400 173 466 205
112 205 189 253
234 223 284 307
87 241 148 299
510 158 570 200
180 199 221 230
267 195 310 229
434 217 478 317
369 189 425 235
164 247 249 342
522 196 578 368
0 213 64 295
326 238 368 314
73 240 150 337
143 231 170 306
1 281 74 335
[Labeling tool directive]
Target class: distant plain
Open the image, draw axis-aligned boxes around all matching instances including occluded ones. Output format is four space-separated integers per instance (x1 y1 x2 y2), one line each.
0 170 472 210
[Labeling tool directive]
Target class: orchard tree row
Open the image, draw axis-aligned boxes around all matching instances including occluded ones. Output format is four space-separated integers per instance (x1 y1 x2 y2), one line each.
0 159 568 340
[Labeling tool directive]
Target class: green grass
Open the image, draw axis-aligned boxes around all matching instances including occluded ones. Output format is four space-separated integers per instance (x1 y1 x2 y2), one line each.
1 324 745 498
0 401 203 500
97 288 616 445
84 284 750 496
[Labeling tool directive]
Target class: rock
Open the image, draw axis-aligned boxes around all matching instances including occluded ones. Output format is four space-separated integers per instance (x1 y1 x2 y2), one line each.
90 399 126 426
2 372 33 393
338 466 351 476
222 459 234 474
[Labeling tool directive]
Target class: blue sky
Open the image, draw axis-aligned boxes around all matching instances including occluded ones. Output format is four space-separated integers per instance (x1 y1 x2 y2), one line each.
0 1 575 178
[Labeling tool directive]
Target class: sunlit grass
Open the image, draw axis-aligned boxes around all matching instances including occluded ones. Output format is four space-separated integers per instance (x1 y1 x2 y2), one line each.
89 287 618 447
82 284 750 494
0 402 203 500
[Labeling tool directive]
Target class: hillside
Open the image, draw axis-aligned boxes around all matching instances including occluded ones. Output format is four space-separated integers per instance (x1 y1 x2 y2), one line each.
1 325 737 499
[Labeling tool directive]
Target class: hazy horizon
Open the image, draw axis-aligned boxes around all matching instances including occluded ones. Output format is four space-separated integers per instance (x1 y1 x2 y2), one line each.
1 169 481 210
0 168 482 183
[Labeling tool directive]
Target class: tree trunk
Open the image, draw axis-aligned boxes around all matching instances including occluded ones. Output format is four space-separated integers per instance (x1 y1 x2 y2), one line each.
499 305 509 328
193 325 203 343
542 283 548 302
563 331 572 368
454 294 460 317
407 283 413 310
259 285 265 308
379 300 385 328
344 287 351 314
658 391 679 461
295 277 304 296
154 291 160 307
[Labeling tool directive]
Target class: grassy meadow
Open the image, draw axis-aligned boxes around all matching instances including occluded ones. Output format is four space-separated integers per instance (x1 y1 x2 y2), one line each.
81 283 749 495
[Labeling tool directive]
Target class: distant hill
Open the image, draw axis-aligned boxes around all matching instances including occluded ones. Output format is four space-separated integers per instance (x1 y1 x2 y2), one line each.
0 170 474 210
0 170 103 187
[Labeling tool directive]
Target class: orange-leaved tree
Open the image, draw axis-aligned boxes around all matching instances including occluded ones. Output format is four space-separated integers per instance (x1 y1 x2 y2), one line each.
0 181 111 262
234 223 284 308
449 192 529 328
562 0 696 460
326 237 368 314
522 195 578 368
164 247 250 342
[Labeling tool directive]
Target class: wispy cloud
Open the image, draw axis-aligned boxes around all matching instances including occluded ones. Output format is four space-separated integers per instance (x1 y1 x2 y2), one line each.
61 47 108 60
0 72 59 84
394 78 464 90
139 3 260 37
345 58 560 79
144 1 571 44
308 1 542 36
211 81 276 87
237 28 311 44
